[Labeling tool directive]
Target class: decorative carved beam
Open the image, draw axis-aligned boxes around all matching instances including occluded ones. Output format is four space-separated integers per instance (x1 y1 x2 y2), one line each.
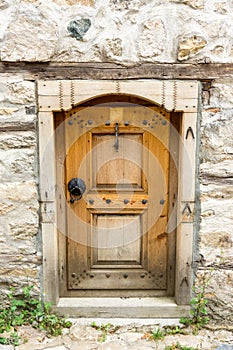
0 62 233 80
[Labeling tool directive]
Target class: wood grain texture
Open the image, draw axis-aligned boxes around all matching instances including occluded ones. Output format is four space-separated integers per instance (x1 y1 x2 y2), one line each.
1 62 233 80
64 105 171 292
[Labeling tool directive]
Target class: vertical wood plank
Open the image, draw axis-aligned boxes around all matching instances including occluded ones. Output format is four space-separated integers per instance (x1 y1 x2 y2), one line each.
42 223 59 304
175 223 194 304
179 112 197 203
38 112 56 202
65 120 89 287
167 112 181 296
54 112 68 296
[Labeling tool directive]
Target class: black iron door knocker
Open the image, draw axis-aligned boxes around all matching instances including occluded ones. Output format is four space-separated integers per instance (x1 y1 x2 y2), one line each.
68 178 86 203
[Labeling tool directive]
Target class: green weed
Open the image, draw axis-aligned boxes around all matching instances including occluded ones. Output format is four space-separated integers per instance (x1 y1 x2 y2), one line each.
91 322 115 342
165 342 199 350
180 272 211 334
151 327 165 340
0 285 72 345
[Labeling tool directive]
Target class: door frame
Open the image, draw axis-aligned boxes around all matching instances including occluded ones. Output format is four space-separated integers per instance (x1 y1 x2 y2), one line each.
38 79 199 316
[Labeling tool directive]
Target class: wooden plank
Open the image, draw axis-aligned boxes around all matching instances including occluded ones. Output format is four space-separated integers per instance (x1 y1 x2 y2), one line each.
58 289 168 297
69 269 163 290
167 112 180 296
148 217 168 289
54 112 68 296
38 95 71 112
38 80 116 96
65 127 89 289
94 215 141 263
40 202 56 223
42 223 59 303
38 80 199 113
86 193 148 211
2 62 233 80
38 111 56 202
175 223 194 305
92 133 143 188
110 107 123 123
180 201 195 223
179 112 197 202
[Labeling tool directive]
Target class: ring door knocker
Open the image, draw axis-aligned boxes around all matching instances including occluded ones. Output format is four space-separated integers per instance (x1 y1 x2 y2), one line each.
68 178 86 203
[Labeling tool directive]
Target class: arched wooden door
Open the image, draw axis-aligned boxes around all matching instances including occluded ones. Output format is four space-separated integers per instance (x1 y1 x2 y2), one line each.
57 97 174 297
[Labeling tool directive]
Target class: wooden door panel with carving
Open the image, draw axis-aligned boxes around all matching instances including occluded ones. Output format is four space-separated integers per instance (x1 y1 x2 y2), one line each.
65 106 170 295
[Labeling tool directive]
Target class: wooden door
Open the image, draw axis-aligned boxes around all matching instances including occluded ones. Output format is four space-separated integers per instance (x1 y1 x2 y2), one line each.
64 104 170 296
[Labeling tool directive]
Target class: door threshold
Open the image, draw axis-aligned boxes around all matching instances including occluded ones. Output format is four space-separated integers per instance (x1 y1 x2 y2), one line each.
55 297 190 318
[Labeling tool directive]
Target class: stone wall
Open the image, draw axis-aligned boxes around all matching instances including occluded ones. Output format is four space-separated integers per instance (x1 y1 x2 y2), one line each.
0 0 232 63
199 80 233 324
0 0 233 323
0 77 40 297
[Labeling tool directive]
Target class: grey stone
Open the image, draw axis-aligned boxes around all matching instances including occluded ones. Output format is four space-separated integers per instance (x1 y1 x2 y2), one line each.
1 14 57 62
70 325 99 342
216 346 233 350
70 341 97 350
0 132 36 150
0 345 14 350
42 347 66 350
170 0 204 9
0 0 8 9
138 19 166 60
25 106 37 115
118 332 143 342
67 19 91 40
97 341 130 350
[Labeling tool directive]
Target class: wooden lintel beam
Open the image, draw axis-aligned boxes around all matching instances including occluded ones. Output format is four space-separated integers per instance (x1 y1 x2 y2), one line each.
0 62 233 80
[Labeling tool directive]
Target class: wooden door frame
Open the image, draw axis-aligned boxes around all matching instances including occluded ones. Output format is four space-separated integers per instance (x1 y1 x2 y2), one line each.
38 79 199 316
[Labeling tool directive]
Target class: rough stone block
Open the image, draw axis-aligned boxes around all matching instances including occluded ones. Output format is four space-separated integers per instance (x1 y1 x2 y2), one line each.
170 0 204 9
0 149 36 184
0 181 38 202
67 18 91 40
1 13 57 62
209 83 233 109
53 0 94 5
0 132 36 150
196 270 233 324
138 19 166 59
7 81 35 104
178 34 207 61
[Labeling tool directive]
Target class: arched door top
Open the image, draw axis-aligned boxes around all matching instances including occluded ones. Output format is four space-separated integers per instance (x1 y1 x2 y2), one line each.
38 79 198 113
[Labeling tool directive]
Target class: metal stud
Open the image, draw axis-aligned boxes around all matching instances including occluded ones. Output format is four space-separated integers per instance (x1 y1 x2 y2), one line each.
89 199 94 205
142 199 148 204
124 199 129 204
106 199 111 204
105 121 111 126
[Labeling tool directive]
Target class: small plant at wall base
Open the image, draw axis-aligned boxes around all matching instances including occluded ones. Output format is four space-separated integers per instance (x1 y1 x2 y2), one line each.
150 327 165 341
180 272 211 334
0 285 72 345
91 321 119 342
165 343 198 350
